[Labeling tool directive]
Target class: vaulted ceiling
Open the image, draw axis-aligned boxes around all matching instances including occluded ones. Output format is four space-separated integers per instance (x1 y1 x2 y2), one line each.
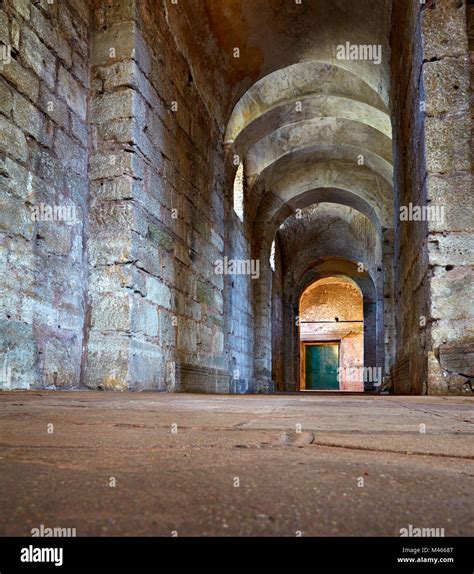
167 0 394 285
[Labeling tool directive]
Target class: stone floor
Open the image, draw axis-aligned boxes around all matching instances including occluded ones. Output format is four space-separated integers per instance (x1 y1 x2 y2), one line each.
0 391 473 537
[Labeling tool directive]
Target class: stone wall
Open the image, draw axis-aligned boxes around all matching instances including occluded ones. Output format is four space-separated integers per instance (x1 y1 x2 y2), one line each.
391 0 473 395
1 0 91 389
1 0 254 392
422 0 473 395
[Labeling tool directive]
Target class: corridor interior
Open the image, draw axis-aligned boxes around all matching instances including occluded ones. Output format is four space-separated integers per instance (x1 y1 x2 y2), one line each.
0 0 472 396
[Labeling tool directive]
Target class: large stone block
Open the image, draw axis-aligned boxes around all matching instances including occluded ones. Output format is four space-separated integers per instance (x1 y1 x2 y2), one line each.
0 79 13 116
0 115 28 162
0 194 34 239
70 111 88 143
146 276 172 309
85 333 166 391
91 22 135 66
13 92 53 147
131 297 159 338
21 26 56 90
431 319 472 350
88 233 133 266
428 234 474 267
422 0 468 60
31 147 65 187
147 224 174 253
91 88 135 123
58 65 87 120
38 329 83 389
85 333 129 390
53 129 87 175
177 318 197 352
89 151 143 180
91 200 147 239
170 363 230 393
159 309 176 348
431 266 473 321
0 156 34 201
34 220 77 257
59 8 89 60
98 60 135 91
0 57 40 102
89 263 145 296
0 319 36 389
439 343 474 378
97 118 135 143
426 173 473 233
6 0 31 21
423 57 470 116
427 351 447 395
424 113 471 174
128 338 166 391
30 5 72 67
90 292 132 333
39 84 69 130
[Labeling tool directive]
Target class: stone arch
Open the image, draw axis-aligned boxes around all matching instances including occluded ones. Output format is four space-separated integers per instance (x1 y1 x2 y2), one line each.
225 61 389 147
252 198 385 390
279 258 381 391
230 97 391 161
245 119 393 182
298 275 365 391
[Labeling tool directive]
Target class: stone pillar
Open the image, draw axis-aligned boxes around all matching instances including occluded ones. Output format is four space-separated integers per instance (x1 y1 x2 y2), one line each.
382 227 396 373
252 238 274 392
363 301 377 375
282 274 298 391
85 1 164 390
85 0 230 392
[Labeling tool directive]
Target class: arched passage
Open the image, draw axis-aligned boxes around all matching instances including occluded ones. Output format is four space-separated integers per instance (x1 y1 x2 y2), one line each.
276 257 381 392
299 276 365 392
222 55 394 392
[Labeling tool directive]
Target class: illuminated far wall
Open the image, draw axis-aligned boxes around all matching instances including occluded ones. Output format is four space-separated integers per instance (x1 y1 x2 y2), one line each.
299 277 364 391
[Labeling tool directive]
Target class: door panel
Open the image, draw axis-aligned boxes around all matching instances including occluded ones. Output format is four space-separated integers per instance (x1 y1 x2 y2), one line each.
305 344 339 390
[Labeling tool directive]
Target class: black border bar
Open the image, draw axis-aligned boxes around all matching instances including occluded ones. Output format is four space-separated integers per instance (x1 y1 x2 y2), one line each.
0 537 472 571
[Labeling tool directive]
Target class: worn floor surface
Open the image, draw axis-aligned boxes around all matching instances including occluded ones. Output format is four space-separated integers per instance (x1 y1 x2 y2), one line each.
0 392 473 536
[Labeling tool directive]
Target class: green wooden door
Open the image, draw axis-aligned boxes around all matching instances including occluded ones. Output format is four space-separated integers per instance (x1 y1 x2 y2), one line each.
305 344 340 390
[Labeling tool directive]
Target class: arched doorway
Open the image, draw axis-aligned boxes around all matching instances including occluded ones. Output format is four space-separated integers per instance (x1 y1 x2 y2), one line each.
299 277 364 391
